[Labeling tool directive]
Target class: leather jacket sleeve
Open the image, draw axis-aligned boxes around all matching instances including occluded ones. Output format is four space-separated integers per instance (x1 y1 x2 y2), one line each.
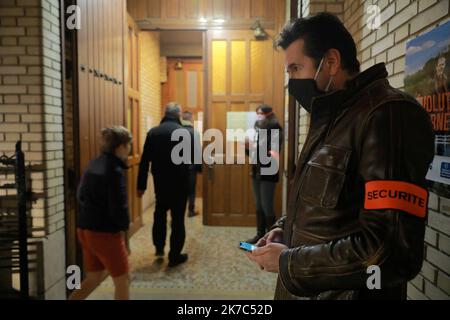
271 215 286 231
279 102 435 296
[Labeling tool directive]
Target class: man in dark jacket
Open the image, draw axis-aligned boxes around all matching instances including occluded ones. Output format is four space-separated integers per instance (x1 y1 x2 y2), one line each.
181 111 202 217
137 102 190 267
246 13 435 300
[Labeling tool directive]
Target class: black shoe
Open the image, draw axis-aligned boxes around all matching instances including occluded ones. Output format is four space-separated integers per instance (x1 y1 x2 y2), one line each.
188 210 198 217
245 235 263 244
155 249 165 257
168 254 188 267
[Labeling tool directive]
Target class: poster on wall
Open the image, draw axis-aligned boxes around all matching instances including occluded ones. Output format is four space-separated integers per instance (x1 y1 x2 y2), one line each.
404 21 450 197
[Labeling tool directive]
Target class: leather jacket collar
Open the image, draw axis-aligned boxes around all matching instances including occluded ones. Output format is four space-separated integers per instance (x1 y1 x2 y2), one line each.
310 63 389 122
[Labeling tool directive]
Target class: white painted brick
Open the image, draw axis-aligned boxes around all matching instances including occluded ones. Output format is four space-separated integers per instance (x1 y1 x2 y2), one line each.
375 52 387 64
429 192 439 211
388 2 418 32
429 209 450 235
425 226 438 247
410 274 424 291
376 26 388 44
360 32 376 50
427 246 450 274
424 279 449 300
380 1 395 25
396 0 411 12
437 271 450 295
407 283 429 300
410 0 449 34
418 0 438 13
439 233 450 256
387 42 406 62
371 33 394 56
421 260 437 283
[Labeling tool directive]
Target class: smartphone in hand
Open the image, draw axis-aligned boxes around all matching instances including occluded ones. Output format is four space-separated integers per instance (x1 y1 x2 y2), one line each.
239 241 257 252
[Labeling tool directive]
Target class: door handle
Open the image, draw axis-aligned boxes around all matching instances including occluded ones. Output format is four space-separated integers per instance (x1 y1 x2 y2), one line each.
207 156 215 180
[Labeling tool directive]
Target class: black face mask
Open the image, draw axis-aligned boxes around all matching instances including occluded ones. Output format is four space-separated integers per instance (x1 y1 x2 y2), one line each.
288 57 333 113
288 79 325 113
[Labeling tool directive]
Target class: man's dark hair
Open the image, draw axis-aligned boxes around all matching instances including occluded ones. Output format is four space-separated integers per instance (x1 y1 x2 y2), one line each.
275 12 360 74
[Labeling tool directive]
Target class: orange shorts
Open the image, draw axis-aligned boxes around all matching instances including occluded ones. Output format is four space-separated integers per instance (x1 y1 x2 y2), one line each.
77 228 129 278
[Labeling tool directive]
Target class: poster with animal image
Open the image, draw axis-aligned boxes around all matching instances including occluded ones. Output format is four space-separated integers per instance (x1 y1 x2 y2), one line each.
404 20 450 196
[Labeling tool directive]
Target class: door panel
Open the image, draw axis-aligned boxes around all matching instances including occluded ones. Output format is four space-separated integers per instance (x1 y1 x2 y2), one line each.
126 15 143 236
204 30 277 226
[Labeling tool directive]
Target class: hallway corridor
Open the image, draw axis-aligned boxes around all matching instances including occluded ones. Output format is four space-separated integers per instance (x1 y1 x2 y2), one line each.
88 200 277 300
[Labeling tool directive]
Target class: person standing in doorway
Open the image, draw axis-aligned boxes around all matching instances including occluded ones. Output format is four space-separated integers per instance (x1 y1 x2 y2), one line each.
137 102 190 267
245 105 283 244
181 111 202 217
70 126 132 300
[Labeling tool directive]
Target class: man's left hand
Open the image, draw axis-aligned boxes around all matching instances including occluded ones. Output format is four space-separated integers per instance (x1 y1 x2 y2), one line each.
245 243 288 273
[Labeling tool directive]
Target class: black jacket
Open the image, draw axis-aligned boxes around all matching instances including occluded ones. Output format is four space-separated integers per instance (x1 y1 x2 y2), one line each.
183 123 203 173
77 152 130 233
137 116 189 195
253 117 283 182
274 63 435 300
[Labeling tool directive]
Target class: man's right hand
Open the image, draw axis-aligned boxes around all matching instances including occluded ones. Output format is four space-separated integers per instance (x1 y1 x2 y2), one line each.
256 227 284 247
137 190 145 198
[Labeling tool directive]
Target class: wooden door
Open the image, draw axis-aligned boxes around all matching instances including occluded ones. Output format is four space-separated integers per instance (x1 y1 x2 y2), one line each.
162 58 204 197
126 15 143 235
204 30 278 226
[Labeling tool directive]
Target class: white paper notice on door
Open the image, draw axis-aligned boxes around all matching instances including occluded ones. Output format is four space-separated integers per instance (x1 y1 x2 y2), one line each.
226 112 257 142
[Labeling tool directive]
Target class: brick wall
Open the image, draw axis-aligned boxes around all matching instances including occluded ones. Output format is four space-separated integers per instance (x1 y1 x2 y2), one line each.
0 0 66 299
297 0 449 300
139 31 162 211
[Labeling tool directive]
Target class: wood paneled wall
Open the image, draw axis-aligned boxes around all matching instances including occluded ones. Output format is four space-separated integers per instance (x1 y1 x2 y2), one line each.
128 0 277 29
77 0 127 172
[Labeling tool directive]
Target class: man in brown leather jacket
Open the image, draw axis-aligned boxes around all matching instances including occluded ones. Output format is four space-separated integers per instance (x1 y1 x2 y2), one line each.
246 13 435 300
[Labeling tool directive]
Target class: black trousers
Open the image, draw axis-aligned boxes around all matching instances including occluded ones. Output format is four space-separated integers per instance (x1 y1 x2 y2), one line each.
188 169 197 212
153 185 188 259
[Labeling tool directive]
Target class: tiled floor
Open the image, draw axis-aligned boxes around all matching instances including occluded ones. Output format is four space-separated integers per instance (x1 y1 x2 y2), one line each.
88 199 277 300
